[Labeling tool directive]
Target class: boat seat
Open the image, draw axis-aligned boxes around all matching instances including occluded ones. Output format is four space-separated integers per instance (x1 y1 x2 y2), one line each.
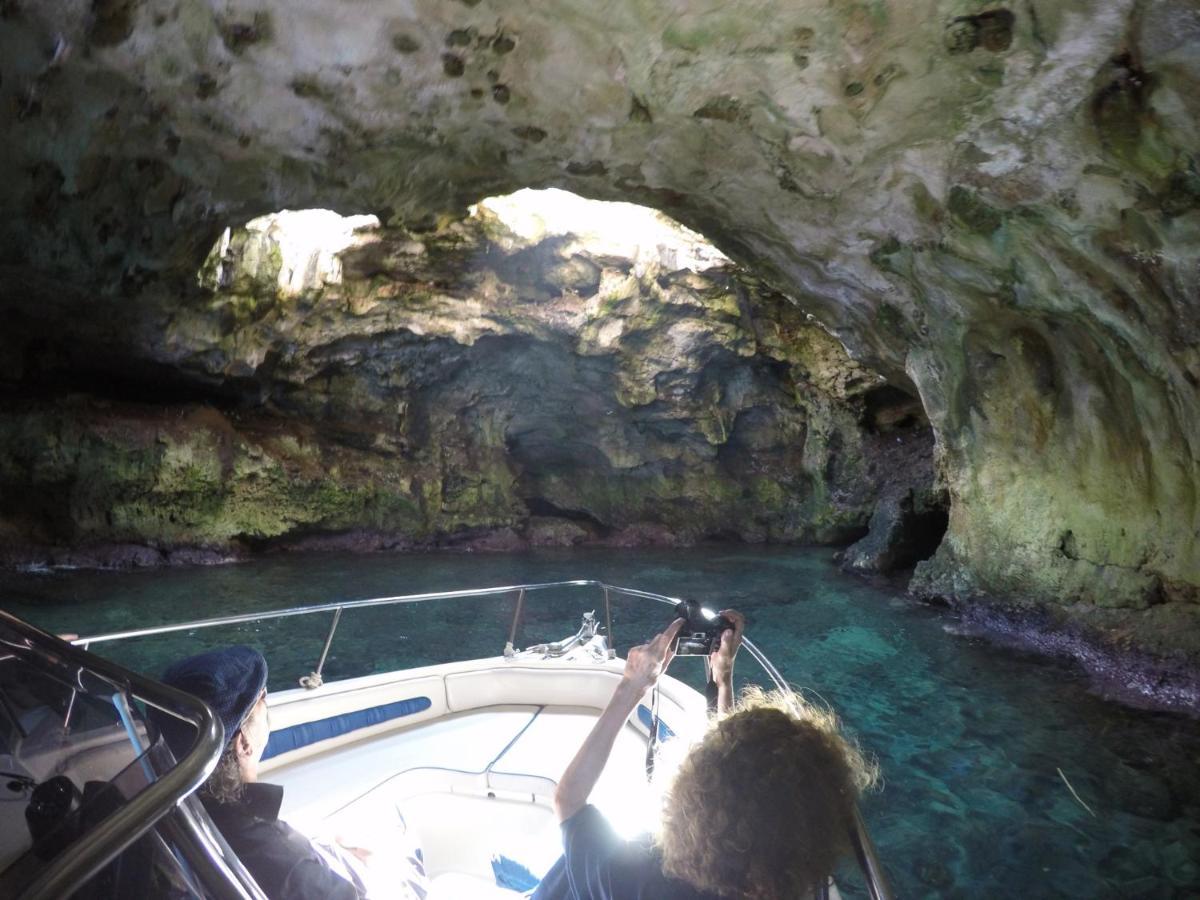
322 771 562 884
445 666 622 711
14 722 148 787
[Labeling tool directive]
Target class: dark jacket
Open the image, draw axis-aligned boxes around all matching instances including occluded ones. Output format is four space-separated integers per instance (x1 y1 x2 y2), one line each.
532 804 722 900
202 782 360 900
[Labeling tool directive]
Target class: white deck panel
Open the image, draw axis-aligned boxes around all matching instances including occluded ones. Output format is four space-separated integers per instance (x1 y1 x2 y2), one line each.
268 705 540 827
257 664 706 895
264 701 671 884
489 707 663 837
398 790 560 884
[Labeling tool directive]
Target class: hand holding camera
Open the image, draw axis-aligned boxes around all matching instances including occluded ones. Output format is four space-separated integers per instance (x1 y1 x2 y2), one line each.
619 603 746 704
671 600 734 656
621 618 683 696
708 608 744 683
669 602 745 714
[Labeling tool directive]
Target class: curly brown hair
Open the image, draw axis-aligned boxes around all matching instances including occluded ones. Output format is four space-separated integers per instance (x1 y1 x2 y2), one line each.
659 687 878 899
201 741 245 805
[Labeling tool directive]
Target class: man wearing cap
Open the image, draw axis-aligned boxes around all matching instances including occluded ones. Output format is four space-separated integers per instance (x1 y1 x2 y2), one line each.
156 646 426 900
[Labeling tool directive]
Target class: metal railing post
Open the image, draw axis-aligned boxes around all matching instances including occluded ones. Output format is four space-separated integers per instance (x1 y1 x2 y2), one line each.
852 804 894 900
299 607 342 689
602 586 615 658
62 640 89 735
504 589 526 657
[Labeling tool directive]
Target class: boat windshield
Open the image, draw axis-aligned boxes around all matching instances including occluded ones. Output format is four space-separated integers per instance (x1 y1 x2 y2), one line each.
0 612 263 900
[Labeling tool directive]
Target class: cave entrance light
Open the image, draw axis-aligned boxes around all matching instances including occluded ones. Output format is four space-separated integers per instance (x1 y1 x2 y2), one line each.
198 191 733 295
195 192 890 391
200 209 379 295
472 188 730 275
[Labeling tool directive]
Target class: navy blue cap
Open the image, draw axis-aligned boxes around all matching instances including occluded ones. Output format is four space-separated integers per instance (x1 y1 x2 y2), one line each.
153 646 268 759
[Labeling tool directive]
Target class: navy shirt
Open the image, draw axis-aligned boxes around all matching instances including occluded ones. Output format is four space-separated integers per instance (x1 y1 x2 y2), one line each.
532 805 723 900
203 782 361 900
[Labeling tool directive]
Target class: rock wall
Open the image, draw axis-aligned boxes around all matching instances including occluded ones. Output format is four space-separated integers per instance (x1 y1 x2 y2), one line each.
0 207 933 564
1 0 1198 690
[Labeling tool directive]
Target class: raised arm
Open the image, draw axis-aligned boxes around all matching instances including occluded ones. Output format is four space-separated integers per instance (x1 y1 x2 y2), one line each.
553 618 683 823
708 609 744 715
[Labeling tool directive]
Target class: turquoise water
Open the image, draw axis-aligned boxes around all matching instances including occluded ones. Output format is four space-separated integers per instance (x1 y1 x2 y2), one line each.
3 546 1198 898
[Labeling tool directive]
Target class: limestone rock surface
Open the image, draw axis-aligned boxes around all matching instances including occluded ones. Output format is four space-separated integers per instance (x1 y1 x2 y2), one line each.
1 206 930 562
1 0 1199 695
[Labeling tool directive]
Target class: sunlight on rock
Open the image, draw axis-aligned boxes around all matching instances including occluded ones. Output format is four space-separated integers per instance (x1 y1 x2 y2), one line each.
1 0 1199 892
473 188 729 275
200 209 378 295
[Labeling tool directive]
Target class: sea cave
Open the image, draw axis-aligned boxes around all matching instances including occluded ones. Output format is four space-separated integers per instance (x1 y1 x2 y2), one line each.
0 1 1198 897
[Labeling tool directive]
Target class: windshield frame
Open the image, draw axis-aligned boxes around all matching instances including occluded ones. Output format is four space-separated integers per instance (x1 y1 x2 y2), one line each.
0 611 259 900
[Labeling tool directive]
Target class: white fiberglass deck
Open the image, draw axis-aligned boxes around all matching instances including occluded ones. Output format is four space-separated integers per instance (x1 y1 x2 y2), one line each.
265 702 663 896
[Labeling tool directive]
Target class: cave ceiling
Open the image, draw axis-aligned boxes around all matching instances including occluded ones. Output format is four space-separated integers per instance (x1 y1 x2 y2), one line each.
3 2 1193 369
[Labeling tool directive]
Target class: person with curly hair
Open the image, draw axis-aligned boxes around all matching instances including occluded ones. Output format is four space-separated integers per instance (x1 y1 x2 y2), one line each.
531 610 878 900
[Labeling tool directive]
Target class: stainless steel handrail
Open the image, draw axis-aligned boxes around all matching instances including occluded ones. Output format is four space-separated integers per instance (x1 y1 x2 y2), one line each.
162 797 267 900
75 578 789 691
72 578 891 899
852 805 894 900
76 580 597 645
0 611 248 900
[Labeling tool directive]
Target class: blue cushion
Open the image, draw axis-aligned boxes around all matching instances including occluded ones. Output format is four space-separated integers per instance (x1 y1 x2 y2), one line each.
636 704 675 741
262 696 432 760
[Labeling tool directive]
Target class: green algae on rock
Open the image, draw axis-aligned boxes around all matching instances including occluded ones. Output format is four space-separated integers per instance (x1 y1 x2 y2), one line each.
0 0 1198 697
0 199 933 567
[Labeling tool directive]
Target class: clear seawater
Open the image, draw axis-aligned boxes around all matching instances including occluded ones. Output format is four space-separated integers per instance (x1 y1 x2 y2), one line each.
3 546 1198 899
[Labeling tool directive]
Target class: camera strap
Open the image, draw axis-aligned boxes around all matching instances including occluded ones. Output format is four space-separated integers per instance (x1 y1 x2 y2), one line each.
704 658 719 713
644 684 661 781
646 665 720 780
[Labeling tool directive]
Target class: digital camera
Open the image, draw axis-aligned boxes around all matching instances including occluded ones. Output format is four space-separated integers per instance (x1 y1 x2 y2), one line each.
672 600 733 656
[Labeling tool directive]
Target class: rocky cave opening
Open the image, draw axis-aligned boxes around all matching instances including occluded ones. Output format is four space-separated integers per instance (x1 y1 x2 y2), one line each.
0 190 948 569
4 5 1200 896
215 192 950 567
1 0 1198 711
